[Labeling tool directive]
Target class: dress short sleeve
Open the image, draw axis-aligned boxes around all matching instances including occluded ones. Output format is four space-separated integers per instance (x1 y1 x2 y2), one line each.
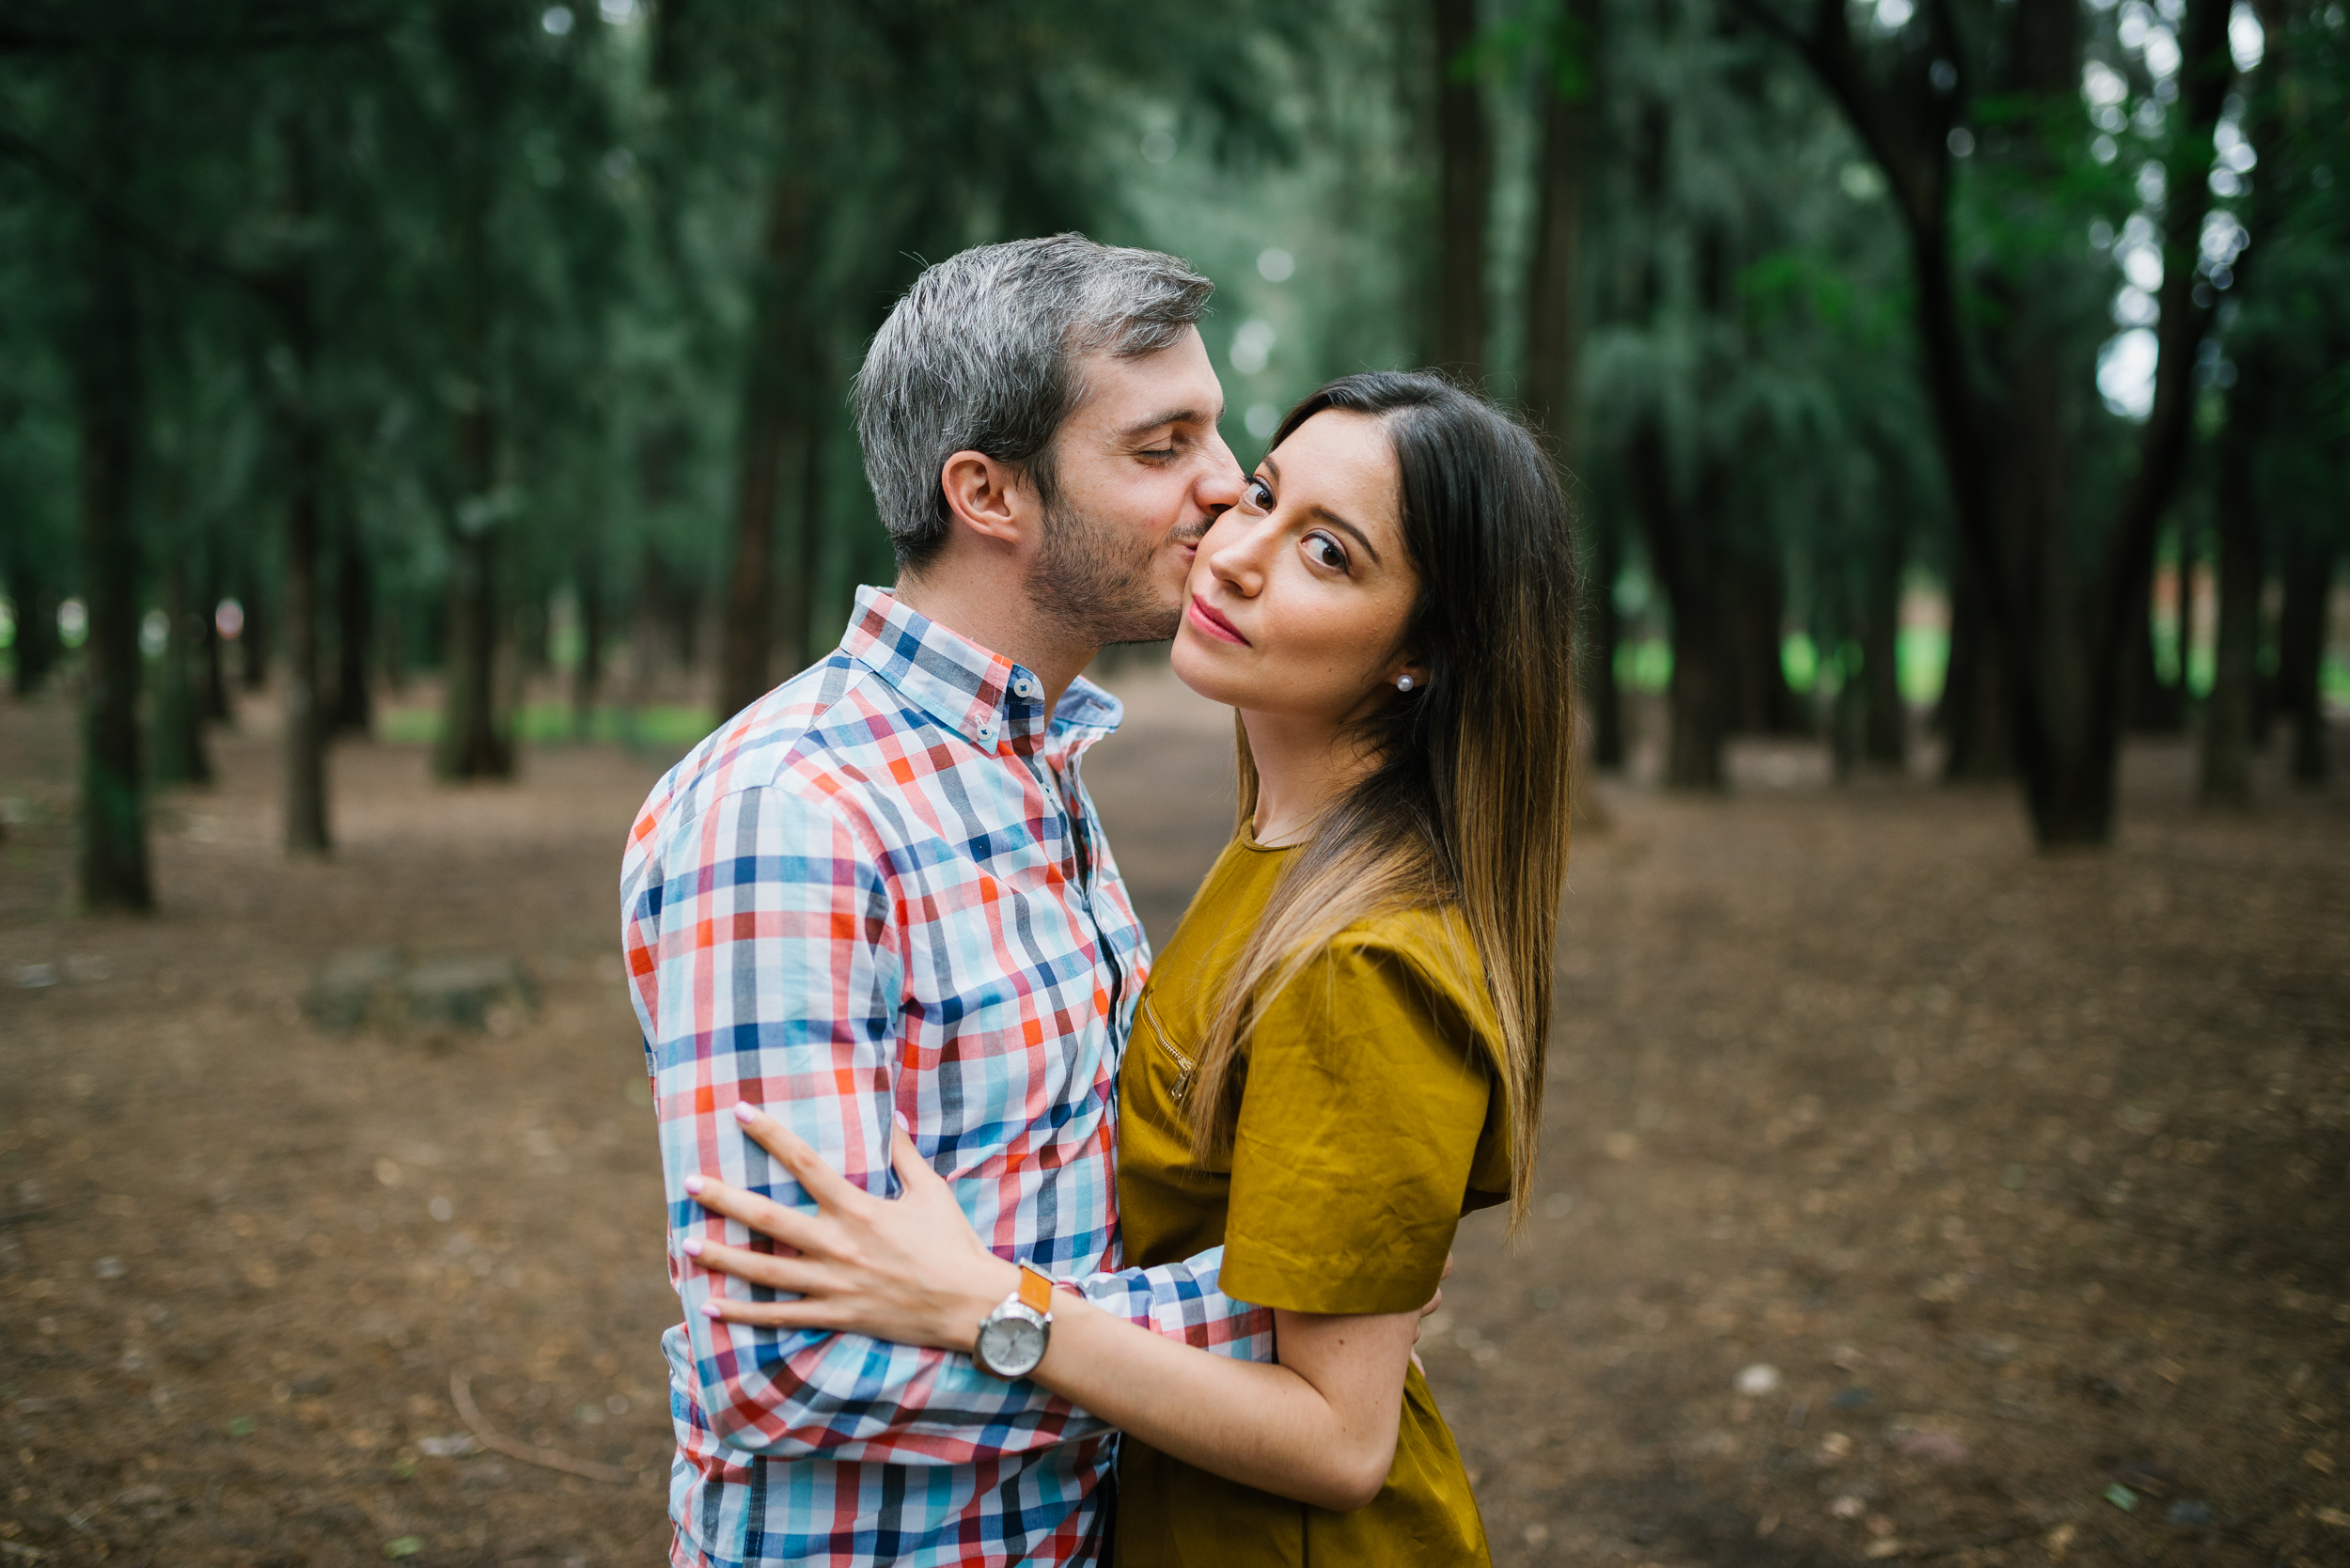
1217 939 1496 1316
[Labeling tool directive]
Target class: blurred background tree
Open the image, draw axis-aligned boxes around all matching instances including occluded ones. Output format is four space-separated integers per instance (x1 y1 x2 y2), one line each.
1 0 2342 909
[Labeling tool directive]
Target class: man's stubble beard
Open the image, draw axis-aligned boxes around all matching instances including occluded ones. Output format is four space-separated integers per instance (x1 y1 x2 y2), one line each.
1025 492 1196 648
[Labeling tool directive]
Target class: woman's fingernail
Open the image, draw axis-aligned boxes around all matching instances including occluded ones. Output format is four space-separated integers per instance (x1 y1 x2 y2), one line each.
683 1175 706 1196
893 1110 910 1133
700 1299 723 1318
733 1102 760 1125
680 1236 704 1258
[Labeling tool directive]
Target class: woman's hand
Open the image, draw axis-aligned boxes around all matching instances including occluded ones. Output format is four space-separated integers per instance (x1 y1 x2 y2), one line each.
1409 1251 1452 1373
682 1104 1021 1353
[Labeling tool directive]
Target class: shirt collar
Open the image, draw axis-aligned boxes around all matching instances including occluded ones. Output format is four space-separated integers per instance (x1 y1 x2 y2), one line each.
839 585 1123 753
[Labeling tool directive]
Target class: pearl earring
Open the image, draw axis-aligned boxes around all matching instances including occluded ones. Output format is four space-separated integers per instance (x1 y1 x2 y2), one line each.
1395 675 1414 692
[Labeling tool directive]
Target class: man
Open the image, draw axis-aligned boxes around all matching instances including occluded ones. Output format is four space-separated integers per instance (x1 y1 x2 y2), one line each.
621 235 1266 1567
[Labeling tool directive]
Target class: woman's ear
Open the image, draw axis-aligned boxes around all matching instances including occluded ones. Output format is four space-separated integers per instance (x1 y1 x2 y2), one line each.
1387 658 1427 694
938 450 1038 549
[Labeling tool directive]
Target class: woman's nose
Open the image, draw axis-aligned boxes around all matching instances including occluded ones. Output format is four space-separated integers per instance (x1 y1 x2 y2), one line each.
1205 518 1270 597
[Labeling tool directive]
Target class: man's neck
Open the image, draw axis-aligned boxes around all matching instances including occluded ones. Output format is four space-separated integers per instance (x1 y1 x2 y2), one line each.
892 570 1098 722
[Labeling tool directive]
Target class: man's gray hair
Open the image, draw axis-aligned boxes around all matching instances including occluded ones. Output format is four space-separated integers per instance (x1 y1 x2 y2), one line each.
854 233 1214 570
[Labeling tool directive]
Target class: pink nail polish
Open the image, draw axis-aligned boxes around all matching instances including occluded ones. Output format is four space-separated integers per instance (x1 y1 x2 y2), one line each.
733 1102 760 1125
681 1236 704 1258
893 1110 910 1133
700 1300 722 1318
683 1175 705 1196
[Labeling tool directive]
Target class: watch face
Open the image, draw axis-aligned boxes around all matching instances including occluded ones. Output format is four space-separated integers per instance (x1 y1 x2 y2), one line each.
978 1315 1047 1378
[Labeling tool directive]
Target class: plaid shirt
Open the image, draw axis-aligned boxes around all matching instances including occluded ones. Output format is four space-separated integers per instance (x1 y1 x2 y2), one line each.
622 587 1274 1568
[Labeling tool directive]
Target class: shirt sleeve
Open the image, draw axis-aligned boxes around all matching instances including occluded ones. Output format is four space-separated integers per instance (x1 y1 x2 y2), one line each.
1218 941 1496 1316
622 782 1272 1466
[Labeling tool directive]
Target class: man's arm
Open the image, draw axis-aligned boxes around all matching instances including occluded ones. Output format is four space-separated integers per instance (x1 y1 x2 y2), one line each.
622 781 1271 1465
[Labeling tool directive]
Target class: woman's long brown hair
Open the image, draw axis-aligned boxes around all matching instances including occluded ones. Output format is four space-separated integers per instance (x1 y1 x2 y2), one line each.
1183 372 1578 1232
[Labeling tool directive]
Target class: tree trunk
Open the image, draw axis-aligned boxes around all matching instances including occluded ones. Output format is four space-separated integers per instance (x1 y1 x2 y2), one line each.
240 567 269 690
378 583 407 697
2200 384 2264 807
1627 417 1729 789
1940 559 2011 781
6 562 60 698
281 404 329 851
71 70 152 912
1752 0 2227 846
2277 538 2333 785
673 574 702 674
629 543 670 711
1859 534 1905 766
2001 0 2230 844
278 126 330 855
1521 24 1606 765
1521 21 1590 447
437 523 509 778
717 172 815 722
2122 535 2183 730
779 393 824 675
1431 0 1489 376
1731 557 1800 735
572 552 604 740
1586 512 1626 770
198 554 232 723
436 156 511 780
330 506 372 736
2174 516 2203 706
1665 605 1731 789
152 554 212 786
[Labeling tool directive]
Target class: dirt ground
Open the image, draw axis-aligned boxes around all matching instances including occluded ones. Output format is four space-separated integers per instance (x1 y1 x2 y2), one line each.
2 671 2345 1568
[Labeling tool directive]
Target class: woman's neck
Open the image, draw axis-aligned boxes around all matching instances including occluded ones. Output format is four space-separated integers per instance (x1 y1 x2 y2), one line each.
1240 708 1380 846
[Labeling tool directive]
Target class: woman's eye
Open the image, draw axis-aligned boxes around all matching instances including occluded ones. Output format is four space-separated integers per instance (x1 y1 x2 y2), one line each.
1243 477 1274 510
1304 533 1348 571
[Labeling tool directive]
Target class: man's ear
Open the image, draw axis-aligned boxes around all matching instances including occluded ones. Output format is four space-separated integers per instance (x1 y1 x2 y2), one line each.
938 450 1040 550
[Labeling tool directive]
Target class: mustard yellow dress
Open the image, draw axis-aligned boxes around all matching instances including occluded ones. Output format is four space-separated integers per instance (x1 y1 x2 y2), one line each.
1113 830 1512 1567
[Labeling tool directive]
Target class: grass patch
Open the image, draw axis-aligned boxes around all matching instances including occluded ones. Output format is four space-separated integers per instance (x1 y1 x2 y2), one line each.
376 702 716 750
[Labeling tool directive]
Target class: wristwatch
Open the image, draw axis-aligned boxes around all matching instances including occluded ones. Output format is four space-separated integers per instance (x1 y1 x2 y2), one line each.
974 1262 1056 1379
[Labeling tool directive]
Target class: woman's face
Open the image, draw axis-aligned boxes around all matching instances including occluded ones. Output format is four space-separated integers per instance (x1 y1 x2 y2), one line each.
1170 410 1420 724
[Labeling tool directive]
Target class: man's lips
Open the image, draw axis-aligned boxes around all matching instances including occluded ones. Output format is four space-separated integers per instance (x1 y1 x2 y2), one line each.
1187 595 1249 647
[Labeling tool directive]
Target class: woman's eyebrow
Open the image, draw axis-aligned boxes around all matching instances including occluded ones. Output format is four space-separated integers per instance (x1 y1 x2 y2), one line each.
1310 507 1383 566
1262 454 1383 563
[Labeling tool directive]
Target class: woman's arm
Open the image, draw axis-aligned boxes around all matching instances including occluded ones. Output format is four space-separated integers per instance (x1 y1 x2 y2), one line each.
1039 1296 1418 1511
685 1105 1421 1511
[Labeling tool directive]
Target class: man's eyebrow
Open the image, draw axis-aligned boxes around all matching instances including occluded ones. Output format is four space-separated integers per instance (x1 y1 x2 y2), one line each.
1117 407 1214 443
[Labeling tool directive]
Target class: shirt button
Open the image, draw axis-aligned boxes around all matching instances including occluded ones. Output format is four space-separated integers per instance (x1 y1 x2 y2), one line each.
1013 677 1038 699
977 722 997 744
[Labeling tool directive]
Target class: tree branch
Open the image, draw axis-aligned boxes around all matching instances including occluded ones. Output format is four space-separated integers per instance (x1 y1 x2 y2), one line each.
0 3 391 55
1726 0 1997 619
2092 0 2235 679
0 118 275 301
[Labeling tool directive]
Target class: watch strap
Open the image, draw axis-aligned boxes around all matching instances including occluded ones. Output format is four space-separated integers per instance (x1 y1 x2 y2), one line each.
1016 1262 1054 1317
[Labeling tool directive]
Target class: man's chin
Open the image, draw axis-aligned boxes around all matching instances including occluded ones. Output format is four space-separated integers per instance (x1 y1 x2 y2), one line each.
1096 593 1183 648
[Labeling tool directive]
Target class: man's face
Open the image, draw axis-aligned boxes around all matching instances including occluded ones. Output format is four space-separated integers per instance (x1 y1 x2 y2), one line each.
1025 326 1244 646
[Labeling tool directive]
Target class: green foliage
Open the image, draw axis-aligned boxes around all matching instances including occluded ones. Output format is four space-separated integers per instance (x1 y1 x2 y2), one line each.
0 0 2338 809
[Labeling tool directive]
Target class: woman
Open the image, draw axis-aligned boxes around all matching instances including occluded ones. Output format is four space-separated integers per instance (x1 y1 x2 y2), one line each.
683 372 1576 1563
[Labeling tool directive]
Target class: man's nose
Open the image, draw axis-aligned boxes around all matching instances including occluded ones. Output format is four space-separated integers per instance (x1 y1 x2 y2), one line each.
1195 436 1245 510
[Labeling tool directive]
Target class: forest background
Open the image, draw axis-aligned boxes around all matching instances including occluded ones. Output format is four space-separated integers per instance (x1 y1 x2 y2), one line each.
1 0 2344 889
4 5 2350 1565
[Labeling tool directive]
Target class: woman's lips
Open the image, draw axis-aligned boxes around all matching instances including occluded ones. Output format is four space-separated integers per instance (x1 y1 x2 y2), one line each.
1187 595 1249 647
